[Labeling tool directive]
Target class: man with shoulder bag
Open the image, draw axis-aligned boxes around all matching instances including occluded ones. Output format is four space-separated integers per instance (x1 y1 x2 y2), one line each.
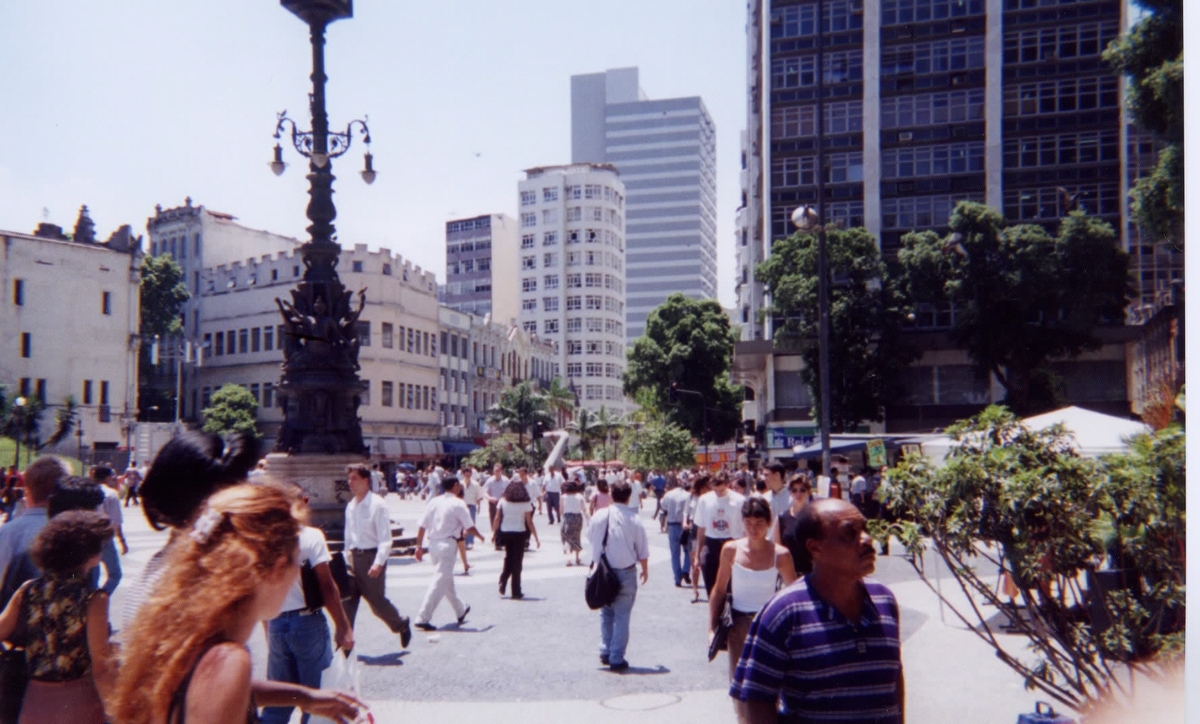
585 480 648 672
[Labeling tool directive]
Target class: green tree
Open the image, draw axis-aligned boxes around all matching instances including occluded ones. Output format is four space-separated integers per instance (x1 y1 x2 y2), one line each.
593 405 625 466
464 434 533 471
485 381 554 450
138 254 191 421
1105 0 1183 247
40 395 80 450
0 389 43 466
542 377 576 430
623 294 742 443
201 384 259 438
897 202 1131 415
878 407 1184 716
756 226 914 432
621 420 696 472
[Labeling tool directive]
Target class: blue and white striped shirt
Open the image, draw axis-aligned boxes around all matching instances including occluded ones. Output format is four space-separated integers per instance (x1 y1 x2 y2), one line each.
730 574 903 723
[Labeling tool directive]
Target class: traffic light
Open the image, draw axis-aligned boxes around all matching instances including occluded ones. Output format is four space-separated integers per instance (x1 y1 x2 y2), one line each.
669 381 679 404
532 421 544 440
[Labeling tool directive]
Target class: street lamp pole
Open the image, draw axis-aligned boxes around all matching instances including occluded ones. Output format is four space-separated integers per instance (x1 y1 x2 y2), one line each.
11 397 25 468
271 0 375 455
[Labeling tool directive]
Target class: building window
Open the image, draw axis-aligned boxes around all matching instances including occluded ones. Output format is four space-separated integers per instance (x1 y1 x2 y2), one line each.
238 329 249 354
566 274 582 289
1004 21 1118 64
882 194 984 230
522 277 538 292
20 332 30 358
352 261 364 272
881 89 986 129
881 37 986 77
544 319 559 333
542 187 559 202
882 143 985 178
83 380 93 405
360 381 370 407
382 381 394 407
522 256 537 270
881 0 985 25
521 190 537 206
357 321 371 346
382 263 392 276
567 317 582 333
263 382 274 409
522 298 537 312
587 317 603 332
543 253 557 267
566 207 582 222
521 212 536 228
566 296 582 311
566 340 582 355
100 380 109 406
1004 76 1119 117
214 332 224 356
250 383 261 404
1003 130 1119 168
381 322 393 348
523 321 537 334
102 291 113 315
12 279 23 306
263 326 274 351
522 234 536 249
585 295 603 310
543 297 560 312
543 275 560 290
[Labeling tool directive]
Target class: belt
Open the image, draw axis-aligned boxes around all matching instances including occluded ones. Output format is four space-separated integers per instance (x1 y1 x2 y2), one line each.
350 547 378 554
278 607 321 617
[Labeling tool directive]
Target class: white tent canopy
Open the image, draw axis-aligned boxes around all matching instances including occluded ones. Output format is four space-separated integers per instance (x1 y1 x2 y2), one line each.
1020 406 1151 457
916 406 1151 463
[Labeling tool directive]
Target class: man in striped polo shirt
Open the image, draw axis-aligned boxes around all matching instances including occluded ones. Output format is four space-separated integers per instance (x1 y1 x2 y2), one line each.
730 498 904 723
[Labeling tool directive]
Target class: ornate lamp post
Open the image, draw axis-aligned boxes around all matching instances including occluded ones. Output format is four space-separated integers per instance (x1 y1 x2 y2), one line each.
792 204 832 480
270 0 375 454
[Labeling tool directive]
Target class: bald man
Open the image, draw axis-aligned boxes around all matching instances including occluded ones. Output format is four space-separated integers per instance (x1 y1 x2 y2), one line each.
730 499 904 724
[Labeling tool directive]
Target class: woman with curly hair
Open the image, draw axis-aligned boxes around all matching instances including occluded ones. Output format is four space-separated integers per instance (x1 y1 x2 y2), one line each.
0 510 115 724
112 484 365 724
493 480 539 600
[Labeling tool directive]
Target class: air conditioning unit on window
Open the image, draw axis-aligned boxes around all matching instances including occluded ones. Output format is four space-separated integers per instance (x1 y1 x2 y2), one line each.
899 131 914 142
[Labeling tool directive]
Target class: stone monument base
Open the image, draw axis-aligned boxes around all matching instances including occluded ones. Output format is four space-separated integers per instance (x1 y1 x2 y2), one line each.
261 451 369 534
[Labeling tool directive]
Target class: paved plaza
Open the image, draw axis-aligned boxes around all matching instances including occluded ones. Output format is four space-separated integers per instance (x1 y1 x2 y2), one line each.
112 493 1047 723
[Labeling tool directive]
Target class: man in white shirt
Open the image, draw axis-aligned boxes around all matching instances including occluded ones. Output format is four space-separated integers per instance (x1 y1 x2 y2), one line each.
459 467 484 548
518 468 541 514
660 479 693 587
764 461 791 533
91 466 127 595
693 474 746 597
263 487 355 724
628 471 645 511
483 464 509 538
343 464 412 648
369 463 385 494
542 465 565 525
586 480 649 671
413 476 486 631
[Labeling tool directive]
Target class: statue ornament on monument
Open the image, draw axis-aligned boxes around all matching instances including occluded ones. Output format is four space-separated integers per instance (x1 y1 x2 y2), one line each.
260 0 383 534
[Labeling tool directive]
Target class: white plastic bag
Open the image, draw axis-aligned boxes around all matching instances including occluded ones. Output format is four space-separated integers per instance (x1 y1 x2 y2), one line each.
310 649 362 724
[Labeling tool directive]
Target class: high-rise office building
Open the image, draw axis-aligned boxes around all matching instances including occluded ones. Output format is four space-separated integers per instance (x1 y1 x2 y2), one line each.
571 68 718 343
517 163 628 413
442 213 519 324
738 0 1173 340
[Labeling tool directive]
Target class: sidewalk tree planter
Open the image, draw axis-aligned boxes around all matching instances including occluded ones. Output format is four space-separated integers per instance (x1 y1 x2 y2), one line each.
876 406 1184 718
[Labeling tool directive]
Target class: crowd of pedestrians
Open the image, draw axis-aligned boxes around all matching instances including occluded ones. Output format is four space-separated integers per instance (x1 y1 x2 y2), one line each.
0 440 898 722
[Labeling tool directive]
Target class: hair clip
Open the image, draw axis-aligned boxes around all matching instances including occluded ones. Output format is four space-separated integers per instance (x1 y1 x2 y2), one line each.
191 507 223 544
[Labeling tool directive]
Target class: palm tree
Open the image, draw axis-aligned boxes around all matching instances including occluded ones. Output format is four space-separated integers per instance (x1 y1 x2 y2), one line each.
543 377 576 430
486 381 554 451
568 407 602 462
594 406 626 467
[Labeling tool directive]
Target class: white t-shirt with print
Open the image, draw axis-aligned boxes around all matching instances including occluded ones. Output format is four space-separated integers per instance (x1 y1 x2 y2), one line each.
694 491 746 540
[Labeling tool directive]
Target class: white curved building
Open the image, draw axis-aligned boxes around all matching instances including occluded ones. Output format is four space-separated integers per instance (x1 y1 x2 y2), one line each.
517 164 628 414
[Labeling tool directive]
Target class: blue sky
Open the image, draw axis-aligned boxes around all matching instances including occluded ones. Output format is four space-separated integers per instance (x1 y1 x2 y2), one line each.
0 0 747 307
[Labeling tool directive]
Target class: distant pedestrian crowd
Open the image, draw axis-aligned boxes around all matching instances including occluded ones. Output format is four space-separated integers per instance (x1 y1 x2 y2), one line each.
0 443 900 723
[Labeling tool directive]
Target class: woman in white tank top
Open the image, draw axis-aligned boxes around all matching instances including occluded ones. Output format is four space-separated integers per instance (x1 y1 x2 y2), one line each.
708 496 797 683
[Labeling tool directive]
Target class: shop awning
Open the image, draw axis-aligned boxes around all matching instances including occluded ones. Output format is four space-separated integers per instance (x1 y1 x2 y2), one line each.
442 440 481 456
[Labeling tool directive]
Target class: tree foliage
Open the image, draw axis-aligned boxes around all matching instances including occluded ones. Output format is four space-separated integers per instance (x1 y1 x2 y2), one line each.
620 420 697 472
567 407 602 461
202 384 259 438
878 407 1184 715
0 388 42 463
623 294 741 443
464 434 539 472
541 377 576 430
1105 0 1183 246
138 254 191 422
896 202 1131 415
756 226 914 432
485 381 554 449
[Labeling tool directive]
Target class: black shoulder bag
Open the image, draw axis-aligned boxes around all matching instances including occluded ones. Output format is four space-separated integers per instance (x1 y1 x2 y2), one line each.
584 512 621 610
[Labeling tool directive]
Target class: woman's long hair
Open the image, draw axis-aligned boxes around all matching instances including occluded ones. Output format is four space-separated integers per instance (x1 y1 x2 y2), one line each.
503 480 530 503
111 484 299 724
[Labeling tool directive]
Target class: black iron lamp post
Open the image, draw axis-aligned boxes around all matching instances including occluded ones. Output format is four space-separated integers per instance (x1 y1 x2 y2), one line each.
270 0 375 455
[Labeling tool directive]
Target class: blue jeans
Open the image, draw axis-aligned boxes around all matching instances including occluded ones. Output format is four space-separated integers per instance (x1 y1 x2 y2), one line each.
599 565 639 666
466 504 477 546
88 539 121 595
667 523 691 586
262 612 334 724
545 492 561 524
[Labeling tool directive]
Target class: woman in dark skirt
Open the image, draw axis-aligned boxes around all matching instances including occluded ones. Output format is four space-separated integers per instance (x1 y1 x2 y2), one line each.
493 481 540 599
559 480 589 566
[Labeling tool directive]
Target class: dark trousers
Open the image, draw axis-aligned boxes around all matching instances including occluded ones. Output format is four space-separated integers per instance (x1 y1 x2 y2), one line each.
701 537 729 597
345 548 407 633
497 530 529 598
123 485 139 507
545 492 561 524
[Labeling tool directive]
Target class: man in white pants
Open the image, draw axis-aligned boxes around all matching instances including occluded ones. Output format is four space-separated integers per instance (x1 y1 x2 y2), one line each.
413 475 486 630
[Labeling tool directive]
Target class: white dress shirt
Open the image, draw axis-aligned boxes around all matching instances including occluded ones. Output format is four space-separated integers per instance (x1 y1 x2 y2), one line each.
587 504 648 570
461 479 484 507
344 491 393 568
543 472 564 494
418 493 476 542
